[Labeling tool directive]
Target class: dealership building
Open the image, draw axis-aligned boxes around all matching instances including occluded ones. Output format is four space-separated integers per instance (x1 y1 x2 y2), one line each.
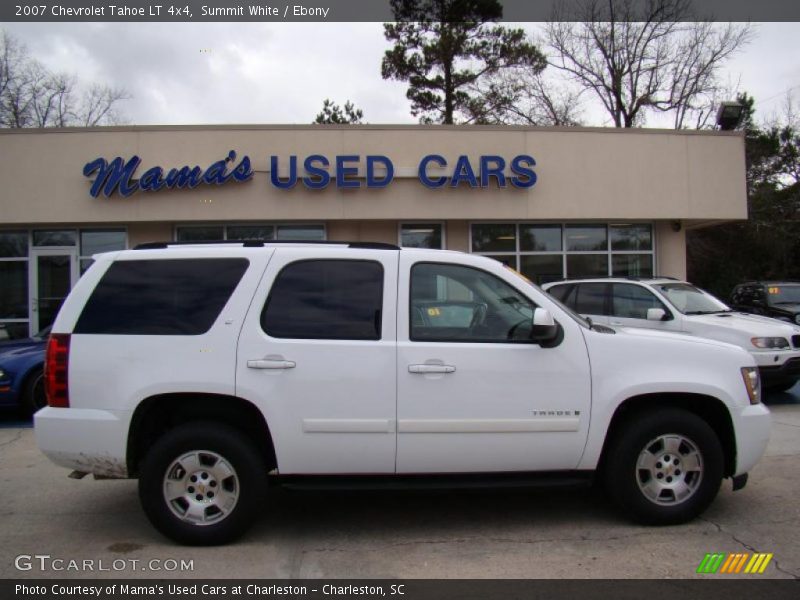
0 124 746 339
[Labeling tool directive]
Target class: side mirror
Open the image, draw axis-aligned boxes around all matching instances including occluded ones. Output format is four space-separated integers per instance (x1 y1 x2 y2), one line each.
530 308 560 345
647 308 667 321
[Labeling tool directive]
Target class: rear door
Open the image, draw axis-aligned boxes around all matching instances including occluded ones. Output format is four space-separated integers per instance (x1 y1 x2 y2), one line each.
236 247 399 474
607 283 677 330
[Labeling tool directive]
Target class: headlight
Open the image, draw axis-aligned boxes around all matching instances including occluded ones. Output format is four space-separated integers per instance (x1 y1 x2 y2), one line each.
751 337 789 349
0 368 6 380
741 367 762 405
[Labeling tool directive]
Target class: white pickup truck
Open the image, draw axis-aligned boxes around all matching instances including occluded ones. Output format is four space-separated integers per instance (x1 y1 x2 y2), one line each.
35 242 770 545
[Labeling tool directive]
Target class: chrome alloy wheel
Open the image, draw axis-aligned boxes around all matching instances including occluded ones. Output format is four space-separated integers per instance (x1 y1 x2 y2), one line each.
162 450 239 526
636 434 703 506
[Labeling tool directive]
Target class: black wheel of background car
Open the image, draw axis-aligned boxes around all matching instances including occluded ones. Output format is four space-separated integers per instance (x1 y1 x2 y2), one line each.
138 422 266 546
764 380 797 393
22 368 47 416
603 408 723 525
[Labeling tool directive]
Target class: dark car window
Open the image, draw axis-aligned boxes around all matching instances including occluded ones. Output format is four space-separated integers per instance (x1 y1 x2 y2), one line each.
575 283 609 315
261 260 384 340
547 283 575 303
75 259 249 335
611 283 669 319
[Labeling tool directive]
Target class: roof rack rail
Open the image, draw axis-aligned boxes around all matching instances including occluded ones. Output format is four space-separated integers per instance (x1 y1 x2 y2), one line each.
133 240 401 251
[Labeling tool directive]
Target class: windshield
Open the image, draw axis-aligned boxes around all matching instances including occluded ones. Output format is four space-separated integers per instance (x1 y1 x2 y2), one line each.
656 283 730 315
767 284 800 305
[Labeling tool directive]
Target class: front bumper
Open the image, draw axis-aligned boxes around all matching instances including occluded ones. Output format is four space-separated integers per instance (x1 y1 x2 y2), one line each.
757 357 800 387
732 403 771 476
34 407 131 478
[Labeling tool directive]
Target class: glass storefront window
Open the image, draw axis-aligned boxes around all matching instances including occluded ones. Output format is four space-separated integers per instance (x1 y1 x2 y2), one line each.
610 224 653 251
227 225 275 241
79 230 127 274
400 224 443 249
33 230 77 247
471 224 516 252
176 224 325 243
0 261 28 319
177 226 225 241
565 225 607 252
520 224 562 252
0 232 28 257
612 254 654 277
276 225 325 240
80 230 127 255
567 254 608 278
520 255 564 285
472 223 654 282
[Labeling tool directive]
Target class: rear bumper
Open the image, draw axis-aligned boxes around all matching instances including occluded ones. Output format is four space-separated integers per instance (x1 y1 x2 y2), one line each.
34 407 131 478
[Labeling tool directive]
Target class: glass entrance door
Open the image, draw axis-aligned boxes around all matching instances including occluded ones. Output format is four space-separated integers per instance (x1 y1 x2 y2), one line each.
30 248 78 335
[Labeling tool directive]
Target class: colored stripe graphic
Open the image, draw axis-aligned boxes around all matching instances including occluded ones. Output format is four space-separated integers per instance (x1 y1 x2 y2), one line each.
744 553 774 574
697 553 727 574
697 553 774 574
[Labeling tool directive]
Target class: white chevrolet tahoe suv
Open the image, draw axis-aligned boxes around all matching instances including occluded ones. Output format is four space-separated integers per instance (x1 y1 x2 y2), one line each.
35 242 770 545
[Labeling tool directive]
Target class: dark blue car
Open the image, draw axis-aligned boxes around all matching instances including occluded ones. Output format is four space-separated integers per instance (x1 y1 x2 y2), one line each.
0 327 49 416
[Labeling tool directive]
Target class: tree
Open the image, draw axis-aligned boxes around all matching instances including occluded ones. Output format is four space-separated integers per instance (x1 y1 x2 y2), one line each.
381 0 546 124
545 0 751 128
687 93 800 297
0 30 129 128
313 99 364 124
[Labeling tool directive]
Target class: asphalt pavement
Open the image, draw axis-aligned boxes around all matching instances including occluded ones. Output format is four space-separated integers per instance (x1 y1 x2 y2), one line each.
1 388 798 580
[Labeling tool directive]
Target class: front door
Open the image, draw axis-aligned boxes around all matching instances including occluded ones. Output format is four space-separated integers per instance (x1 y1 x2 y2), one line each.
30 248 78 335
396 256 592 473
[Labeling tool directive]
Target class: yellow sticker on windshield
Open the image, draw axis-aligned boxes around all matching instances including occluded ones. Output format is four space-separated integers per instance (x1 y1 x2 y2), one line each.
427 307 441 317
768 287 780 294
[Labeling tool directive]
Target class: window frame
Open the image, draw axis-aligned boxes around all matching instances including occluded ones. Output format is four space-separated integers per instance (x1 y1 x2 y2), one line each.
174 222 327 243
398 221 446 249
469 221 657 283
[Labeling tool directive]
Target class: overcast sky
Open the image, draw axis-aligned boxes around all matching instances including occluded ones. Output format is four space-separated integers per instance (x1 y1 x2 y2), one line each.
4 21 800 127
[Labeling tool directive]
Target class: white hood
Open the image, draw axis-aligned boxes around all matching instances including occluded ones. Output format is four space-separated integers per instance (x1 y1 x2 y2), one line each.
684 311 800 346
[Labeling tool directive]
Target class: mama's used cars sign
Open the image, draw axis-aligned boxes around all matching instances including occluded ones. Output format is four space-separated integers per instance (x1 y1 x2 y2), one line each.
83 151 537 198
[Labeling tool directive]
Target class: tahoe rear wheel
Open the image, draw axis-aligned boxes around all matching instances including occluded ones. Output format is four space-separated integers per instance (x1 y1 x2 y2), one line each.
139 422 266 545
603 408 723 525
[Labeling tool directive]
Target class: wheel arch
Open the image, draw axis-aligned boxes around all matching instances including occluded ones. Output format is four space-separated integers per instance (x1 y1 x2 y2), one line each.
127 393 277 478
597 393 737 478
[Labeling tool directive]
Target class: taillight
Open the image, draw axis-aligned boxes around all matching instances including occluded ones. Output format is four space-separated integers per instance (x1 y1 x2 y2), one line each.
45 333 70 408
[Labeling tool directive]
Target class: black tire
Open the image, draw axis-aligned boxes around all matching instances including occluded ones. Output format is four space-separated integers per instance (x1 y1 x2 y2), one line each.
22 368 46 417
603 408 723 525
138 422 266 545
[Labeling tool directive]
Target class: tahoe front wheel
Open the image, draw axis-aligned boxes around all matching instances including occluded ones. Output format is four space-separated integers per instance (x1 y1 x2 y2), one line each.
603 408 724 525
139 422 266 545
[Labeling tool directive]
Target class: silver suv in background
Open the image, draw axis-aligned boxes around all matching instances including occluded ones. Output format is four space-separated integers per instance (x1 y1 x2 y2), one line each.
543 278 800 392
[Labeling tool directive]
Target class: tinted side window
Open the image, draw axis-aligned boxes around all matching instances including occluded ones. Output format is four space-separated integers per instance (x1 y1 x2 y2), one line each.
611 283 667 319
261 260 384 340
575 283 608 315
75 258 249 335
547 283 574 303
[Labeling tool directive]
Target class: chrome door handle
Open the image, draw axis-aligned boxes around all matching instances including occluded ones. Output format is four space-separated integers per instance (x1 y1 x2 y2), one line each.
408 364 455 374
247 359 296 370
